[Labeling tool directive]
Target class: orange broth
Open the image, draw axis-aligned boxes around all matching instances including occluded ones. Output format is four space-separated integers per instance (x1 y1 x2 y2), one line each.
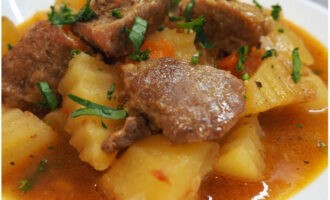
2 16 328 200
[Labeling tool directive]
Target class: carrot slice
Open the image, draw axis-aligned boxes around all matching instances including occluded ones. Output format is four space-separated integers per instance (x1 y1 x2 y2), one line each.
141 39 175 59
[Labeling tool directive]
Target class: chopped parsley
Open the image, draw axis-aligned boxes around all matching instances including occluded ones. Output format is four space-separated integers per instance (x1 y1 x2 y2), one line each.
278 28 284 33
177 16 214 49
291 48 302 83
71 49 81 56
261 49 277 60
7 44 13 50
271 4 282 21
101 120 108 129
111 8 122 19
242 73 250 80
170 0 181 10
18 159 48 192
48 0 95 26
107 83 116 100
253 0 263 10
68 94 127 119
236 45 249 71
295 123 304 128
37 81 58 110
128 17 150 61
184 0 195 22
191 53 199 65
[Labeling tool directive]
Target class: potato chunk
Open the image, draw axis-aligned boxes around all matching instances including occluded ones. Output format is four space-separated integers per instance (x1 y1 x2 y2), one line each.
2 107 58 175
146 28 198 62
214 116 265 181
58 53 124 170
244 56 317 115
100 135 219 200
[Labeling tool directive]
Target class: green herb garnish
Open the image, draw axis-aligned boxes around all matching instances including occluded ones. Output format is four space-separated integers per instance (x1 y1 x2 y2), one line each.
37 81 58 110
261 49 277 60
107 83 116 100
253 0 263 10
295 123 304 128
177 16 214 49
271 4 282 21
128 17 150 61
111 8 122 19
278 28 284 33
292 48 301 83
242 73 250 80
68 94 127 119
191 53 199 65
7 44 13 50
18 159 48 192
236 46 249 71
48 0 95 26
184 0 195 21
101 120 108 129
71 49 81 56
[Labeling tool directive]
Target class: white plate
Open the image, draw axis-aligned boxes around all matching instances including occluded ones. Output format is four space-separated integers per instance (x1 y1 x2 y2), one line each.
2 0 328 199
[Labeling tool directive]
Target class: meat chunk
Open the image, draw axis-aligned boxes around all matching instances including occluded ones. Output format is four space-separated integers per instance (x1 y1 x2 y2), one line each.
2 20 92 114
181 0 272 53
73 0 170 58
103 58 245 152
102 115 156 153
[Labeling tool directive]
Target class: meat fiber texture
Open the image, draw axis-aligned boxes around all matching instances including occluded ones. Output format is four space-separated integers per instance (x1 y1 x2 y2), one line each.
181 0 272 53
122 58 246 144
2 20 92 114
73 0 170 58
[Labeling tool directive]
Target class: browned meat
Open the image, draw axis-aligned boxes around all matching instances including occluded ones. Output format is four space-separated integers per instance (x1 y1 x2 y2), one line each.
102 115 155 153
181 0 272 53
72 0 170 58
2 20 92 114
103 58 245 151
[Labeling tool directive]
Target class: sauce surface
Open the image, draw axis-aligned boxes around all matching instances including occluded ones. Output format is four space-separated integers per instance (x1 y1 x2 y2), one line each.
2 17 328 200
199 21 328 200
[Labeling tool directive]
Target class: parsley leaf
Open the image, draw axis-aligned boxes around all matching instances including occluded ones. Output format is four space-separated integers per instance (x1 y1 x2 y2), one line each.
107 83 116 100
236 46 249 71
48 0 95 26
128 17 150 61
68 94 127 119
271 4 282 21
7 44 13 50
292 48 302 83
242 73 250 80
37 81 58 110
176 16 214 49
253 0 263 10
111 8 122 19
191 53 199 65
184 0 195 21
261 49 277 60
18 159 48 193
71 49 81 56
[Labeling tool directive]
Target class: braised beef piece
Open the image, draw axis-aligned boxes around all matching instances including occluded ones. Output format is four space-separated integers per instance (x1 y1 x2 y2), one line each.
73 0 170 58
102 58 245 152
180 0 272 53
2 20 92 114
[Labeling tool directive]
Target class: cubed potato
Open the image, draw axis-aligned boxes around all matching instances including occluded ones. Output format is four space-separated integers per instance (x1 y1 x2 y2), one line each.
296 71 328 112
2 107 58 176
146 28 198 62
58 53 124 170
214 116 265 181
261 22 314 65
244 56 317 115
100 135 219 200
2 17 20 56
